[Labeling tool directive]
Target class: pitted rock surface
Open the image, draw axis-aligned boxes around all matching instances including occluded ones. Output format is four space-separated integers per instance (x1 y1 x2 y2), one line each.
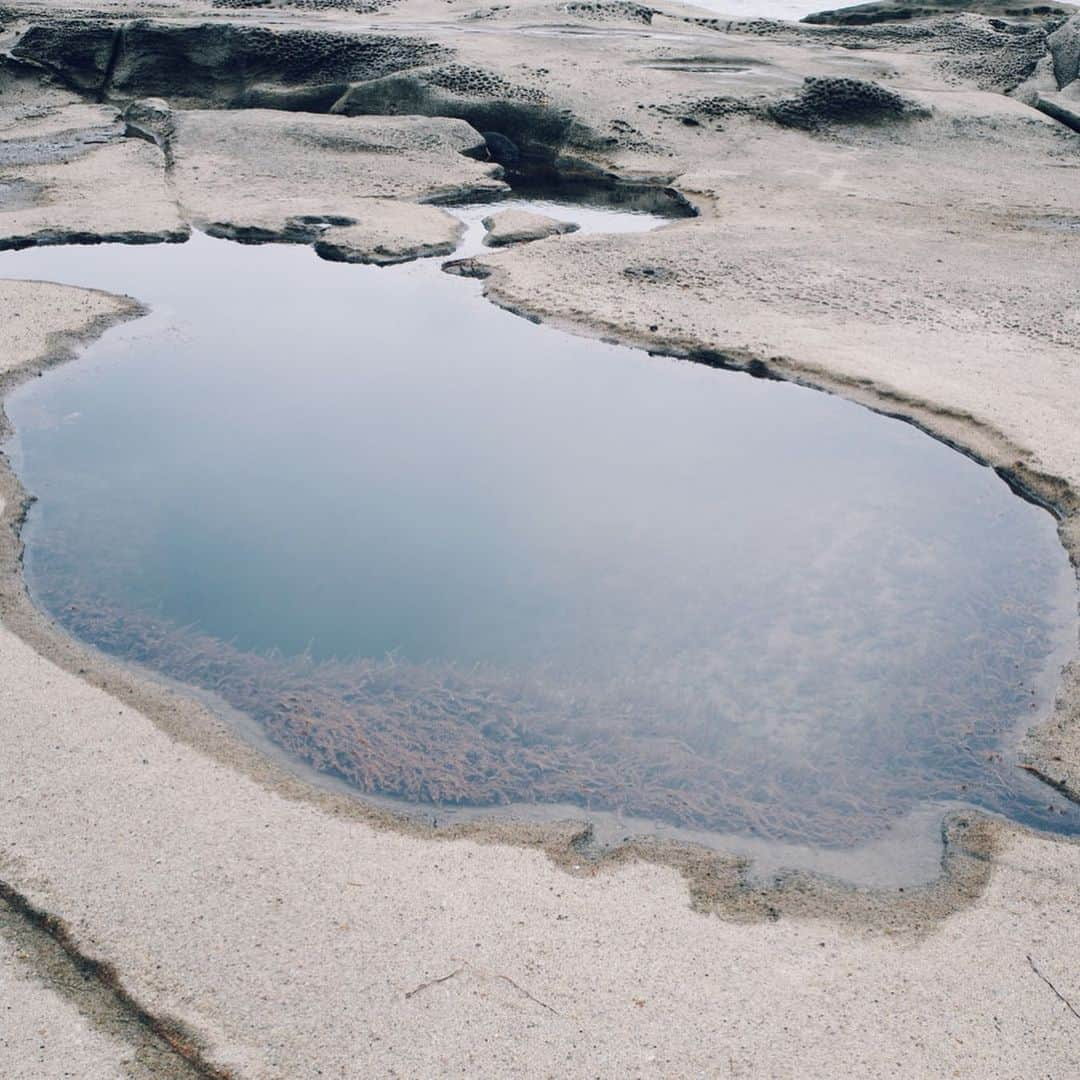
211 0 399 10
804 1 1075 26
424 64 547 104
13 21 448 104
562 2 655 23
157 107 503 242
766 77 931 129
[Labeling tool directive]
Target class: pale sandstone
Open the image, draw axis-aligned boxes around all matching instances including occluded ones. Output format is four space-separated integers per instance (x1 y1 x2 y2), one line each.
1 617 1079 1078
0 112 188 249
475 107 1080 491
0 0 1078 1076
159 108 505 242
0 278 135 376
481 208 579 246
313 201 464 264
0 931 130 1080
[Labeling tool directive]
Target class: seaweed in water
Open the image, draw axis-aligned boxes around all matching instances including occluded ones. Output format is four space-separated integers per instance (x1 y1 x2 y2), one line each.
31 538 1077 851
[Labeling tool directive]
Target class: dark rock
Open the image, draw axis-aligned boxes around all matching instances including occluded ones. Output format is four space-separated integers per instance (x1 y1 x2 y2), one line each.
562 2 655 23
122 97 174 149
482 130 520 163
766 77 931 130
1035 87 1080 127
622 264 676 283
332 74 585 164
12 17 604 165
424 63 546 104
10 21 119 96
13 20 447 105
803 1 1074 26
442 257 492 279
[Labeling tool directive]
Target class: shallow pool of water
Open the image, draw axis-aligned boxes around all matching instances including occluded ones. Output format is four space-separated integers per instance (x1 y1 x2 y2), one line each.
1 201 1077 883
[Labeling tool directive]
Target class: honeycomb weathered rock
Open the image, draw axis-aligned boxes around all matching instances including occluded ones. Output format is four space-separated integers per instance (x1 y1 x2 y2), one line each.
424 64 547 104
13 20 447 104
766 76 931 129
561 2 655 24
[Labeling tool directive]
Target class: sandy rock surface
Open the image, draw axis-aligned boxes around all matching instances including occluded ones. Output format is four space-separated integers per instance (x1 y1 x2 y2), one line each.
0 278 137 376
0 103 187 250
0 931 130 1080
0 616 1078 1078
142 105 504 243
1037 85 1080 128
481 208 579 246
313 202 465 263
0 0 1079 1076
472 110 1080 491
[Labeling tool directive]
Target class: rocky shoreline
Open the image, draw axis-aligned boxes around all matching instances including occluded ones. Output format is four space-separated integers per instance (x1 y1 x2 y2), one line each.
1 0 1079 1076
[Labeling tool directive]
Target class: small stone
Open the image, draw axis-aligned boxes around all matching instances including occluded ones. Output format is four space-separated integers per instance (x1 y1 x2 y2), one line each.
481 209 580 248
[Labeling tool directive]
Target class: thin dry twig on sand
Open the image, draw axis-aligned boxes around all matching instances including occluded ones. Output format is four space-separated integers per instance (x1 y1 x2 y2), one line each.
404 967 465 1000
488 971 561 1016
403 961 561 1016
1027 955 1080 1021
452 958 562 1016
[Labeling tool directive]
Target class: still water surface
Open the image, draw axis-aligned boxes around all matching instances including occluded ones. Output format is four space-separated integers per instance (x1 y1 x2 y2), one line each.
2 203 1077 882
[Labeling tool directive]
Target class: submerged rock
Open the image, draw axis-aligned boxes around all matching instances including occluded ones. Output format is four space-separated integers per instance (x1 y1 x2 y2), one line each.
481 209 580 247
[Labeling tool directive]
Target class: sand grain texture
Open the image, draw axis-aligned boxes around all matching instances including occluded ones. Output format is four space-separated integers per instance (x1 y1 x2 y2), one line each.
2 619 1080 1077
0 929 131 1080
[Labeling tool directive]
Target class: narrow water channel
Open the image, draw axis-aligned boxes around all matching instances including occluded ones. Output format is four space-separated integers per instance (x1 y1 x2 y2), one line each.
1 197 1076 886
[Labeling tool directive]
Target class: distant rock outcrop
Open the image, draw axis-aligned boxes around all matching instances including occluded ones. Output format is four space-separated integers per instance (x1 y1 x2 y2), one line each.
803 1 1075 26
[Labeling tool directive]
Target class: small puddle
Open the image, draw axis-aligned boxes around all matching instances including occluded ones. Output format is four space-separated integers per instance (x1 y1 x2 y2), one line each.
1 197 1077 886
448 190 673 256
643 63 752 73
632 56 769 75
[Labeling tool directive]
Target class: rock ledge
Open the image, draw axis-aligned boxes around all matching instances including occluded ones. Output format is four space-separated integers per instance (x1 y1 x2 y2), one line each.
481 209 580 247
